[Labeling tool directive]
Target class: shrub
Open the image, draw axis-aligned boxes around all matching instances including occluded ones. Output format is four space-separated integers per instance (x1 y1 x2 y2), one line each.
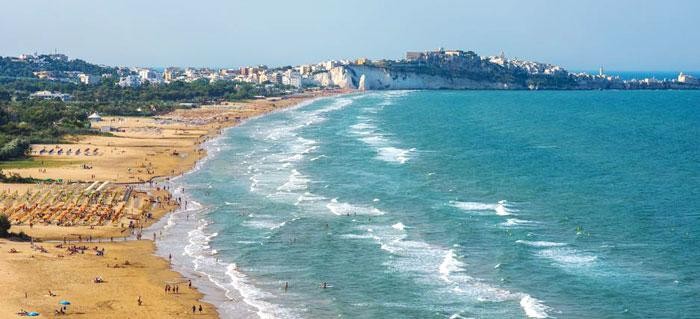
0 137 30 160
0 214 10 237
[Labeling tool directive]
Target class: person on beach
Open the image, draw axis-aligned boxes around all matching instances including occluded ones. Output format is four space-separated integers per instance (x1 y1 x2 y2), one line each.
137 296 142 306
284 281 288 292
199 305 203 313
188 280 192 288
192 305 196 314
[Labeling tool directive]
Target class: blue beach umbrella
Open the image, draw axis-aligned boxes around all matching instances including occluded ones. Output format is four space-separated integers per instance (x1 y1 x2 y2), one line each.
59 300 71 305
27 312 39 316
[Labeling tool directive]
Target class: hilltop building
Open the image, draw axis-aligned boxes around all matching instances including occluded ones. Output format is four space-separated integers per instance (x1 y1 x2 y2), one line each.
138 69 162 84
79 73 100 85
163 67 181 82
678 72 699 84
118 75 141 87
29 90 72 101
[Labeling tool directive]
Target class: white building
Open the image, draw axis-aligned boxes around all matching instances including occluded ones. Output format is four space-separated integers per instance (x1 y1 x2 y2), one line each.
678 72 699 84
29 90 72 101
163 67 181 83
138 69 162 84
323 60 339 71
267 72 282 84
117 75 141 87
282 70 302 88
79 73 100 85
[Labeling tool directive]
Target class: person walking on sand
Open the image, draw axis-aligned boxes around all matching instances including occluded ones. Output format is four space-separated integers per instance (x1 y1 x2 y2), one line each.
137 296 142 306
192 305 196 314
199 305 203 313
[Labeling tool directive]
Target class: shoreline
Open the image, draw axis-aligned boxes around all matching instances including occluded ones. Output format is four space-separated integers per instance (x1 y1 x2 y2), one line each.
145 92 353 318
0 90 350 318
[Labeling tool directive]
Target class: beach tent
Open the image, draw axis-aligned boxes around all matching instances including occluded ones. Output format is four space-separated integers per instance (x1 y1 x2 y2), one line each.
59 300 71 305
88 112 102 122
27 312 40 316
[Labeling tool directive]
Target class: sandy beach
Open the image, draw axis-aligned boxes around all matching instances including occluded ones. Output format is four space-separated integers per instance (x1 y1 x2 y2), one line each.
4 94 329 184
0 90 347 318
0 239 217 318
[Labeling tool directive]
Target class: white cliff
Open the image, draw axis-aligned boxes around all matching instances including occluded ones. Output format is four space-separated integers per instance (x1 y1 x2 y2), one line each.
335 65 517 90
311 66 355 89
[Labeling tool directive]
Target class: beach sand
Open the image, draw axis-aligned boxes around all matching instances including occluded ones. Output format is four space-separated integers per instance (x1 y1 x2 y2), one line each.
4 94 333 184
0 239 216 318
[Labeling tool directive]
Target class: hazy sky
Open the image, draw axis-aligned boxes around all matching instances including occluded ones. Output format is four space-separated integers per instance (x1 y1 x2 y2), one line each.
2 0 698 70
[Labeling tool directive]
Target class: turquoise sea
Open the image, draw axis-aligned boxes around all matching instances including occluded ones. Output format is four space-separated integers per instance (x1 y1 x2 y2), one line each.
155 90 699 318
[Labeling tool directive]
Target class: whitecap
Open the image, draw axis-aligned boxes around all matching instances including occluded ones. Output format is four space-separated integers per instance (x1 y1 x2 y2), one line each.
326 198 386 216
377 146 413 164
501 218 534 227
350 115 416 164
368 227 551 318
439 249 466 282
224 264 291 319
391 222 407 231
516 240 567 247
520 295 551 318
537 247 598 267
276 169 310 192
450 200 514 216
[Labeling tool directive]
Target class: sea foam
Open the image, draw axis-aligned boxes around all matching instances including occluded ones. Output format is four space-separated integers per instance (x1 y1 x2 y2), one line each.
353 224 551 318
450 200 514 216
326 198 386 216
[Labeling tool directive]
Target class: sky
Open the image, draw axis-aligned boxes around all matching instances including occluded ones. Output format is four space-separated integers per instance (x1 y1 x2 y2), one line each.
1 0 699 71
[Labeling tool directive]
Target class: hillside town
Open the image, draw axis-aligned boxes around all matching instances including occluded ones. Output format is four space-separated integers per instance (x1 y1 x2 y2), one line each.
5 49 700 93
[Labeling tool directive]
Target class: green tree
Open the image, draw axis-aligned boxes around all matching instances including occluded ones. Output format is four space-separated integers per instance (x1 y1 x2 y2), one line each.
0 214 10 237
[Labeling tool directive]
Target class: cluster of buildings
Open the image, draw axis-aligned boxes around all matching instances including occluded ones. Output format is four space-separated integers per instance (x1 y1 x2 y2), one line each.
405 48 567 76
678 72 699 85
15 53 111 85
402 48 700 89
487 52 567 76
29 90 72 101
115 59 353 89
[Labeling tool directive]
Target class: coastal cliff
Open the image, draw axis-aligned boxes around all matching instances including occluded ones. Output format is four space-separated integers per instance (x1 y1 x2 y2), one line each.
343 65 517 90
308 49 700 90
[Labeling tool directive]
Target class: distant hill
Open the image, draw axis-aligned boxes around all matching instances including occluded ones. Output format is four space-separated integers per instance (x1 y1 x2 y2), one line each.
0 54 118 78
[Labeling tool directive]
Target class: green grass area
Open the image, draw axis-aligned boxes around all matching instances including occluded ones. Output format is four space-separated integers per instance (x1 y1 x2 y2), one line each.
0 158 83 169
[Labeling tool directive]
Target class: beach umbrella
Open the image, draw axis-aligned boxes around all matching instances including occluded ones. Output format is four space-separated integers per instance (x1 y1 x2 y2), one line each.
59 300 71 305
27 312 39 316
